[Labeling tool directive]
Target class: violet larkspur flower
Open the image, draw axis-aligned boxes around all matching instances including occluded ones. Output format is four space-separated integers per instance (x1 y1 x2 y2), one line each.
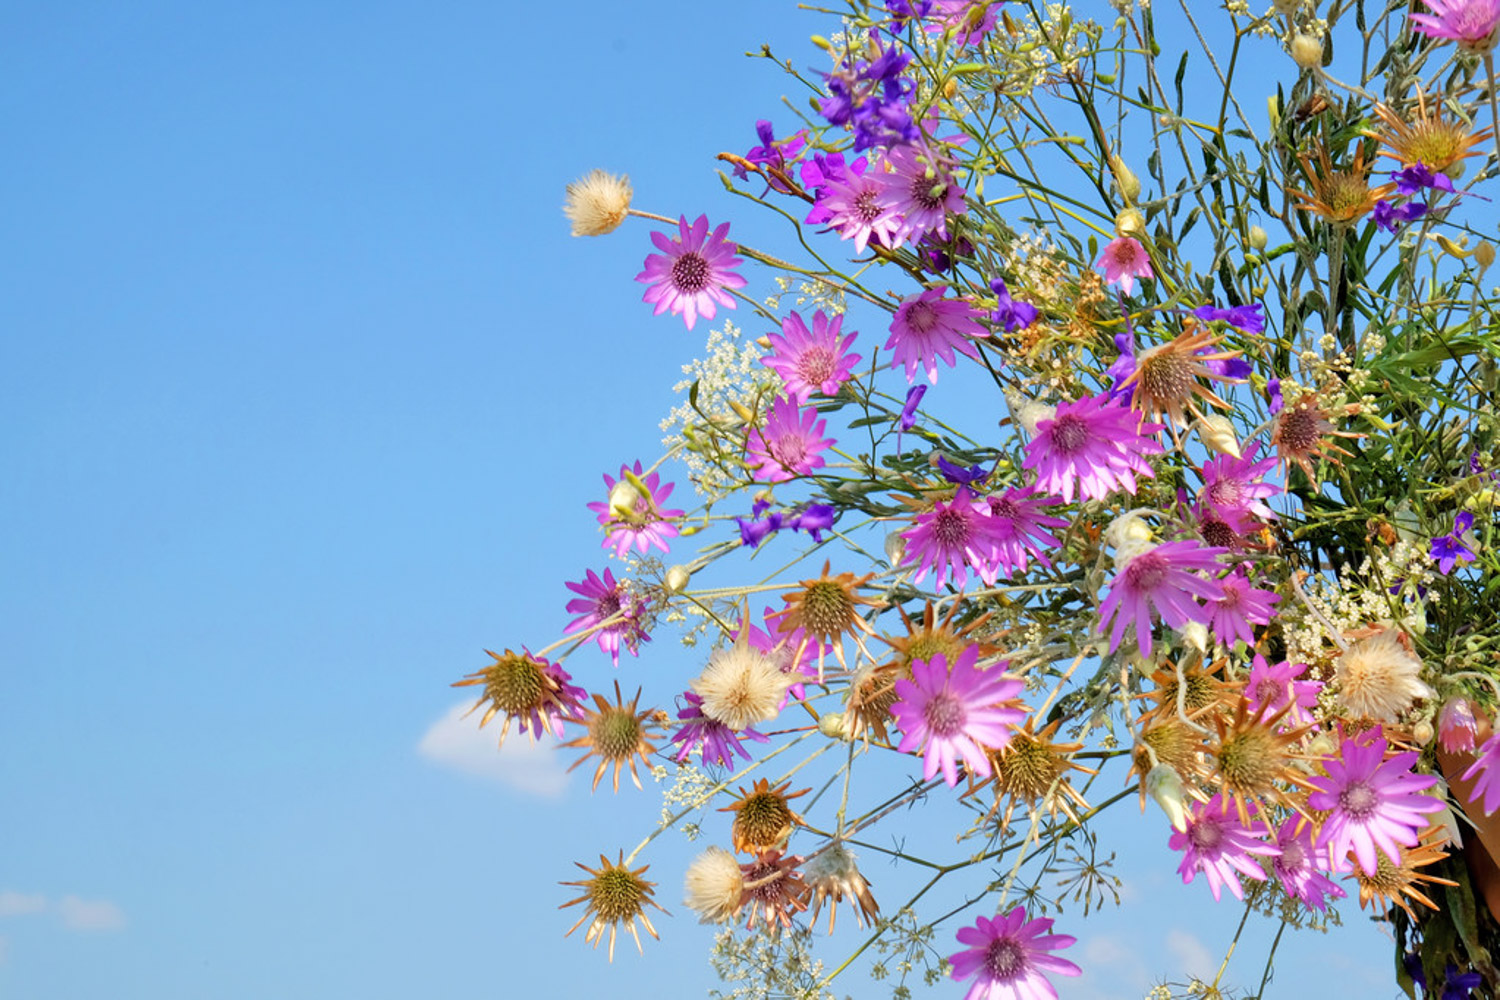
635 214 747 330
984 484 1069 576
1097 540 1228 659
1459 729 1500 814
1022 392 1165 504
1245 655 1322 728
735 119 806 195
1203 568 1280 648
1431 510 1477 574
885 286 988 384
746 394 834 483
1191 302 1266 334
936 455 989 486
878 145 968 246
898 384 927 440
989 277 1038 333
948 906 1082 1000
1096 235 1153 295
564 567 650 667
890 644 1026 786
1409 0 1500 52
1269 815 1347 911
1306 732 1442 875
818 32 919 150
671 691 769 771
1393 163 1456 195
1373 198 1428 233
762 310 863 403
899 486 1007 591
1169 793 1278 901
587 461 685 557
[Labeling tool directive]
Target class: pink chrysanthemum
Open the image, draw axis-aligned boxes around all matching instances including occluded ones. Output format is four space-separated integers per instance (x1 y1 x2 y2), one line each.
817 160 906 253
885 286 988 384
586 461 685 557
564 568 650 667
1307 732 1442 875
1438 697 1481 753
891 644 1027 786
762 310 863 404
1410 0 1500 51
1022 393 1165 504
1169 793 1278 901
1269 815 1346 912
1096 236 1154 295
983 484 1070 576
948 906 1082 1000
877 145 968 246
1245 655 1322 728
1097 540 1228 659
899 487 1007 591
1459 729 1500 815
1203 568 1280 648
745 394 834 483
1199 444 1281 521
635 214 747 330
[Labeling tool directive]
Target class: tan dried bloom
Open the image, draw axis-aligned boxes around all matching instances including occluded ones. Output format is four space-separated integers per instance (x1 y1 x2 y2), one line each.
682 845 745 924
1335 627 1434 723
563 169 633 237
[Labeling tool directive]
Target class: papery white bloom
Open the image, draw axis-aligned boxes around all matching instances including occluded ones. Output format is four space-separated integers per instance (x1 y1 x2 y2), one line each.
664 565 692 595
690 635 792 731
1146 764 1190 831
1194 414 1242 458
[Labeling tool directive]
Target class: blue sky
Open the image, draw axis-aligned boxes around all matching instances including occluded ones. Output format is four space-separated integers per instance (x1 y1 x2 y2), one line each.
3 2 1401 998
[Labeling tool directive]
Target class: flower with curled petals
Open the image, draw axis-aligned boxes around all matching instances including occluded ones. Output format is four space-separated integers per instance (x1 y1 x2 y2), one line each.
948 905 1081 1000
1022 393 1164 504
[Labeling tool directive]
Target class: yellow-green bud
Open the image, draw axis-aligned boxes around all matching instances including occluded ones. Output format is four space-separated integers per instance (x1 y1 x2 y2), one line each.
1146 764 1191 832
1115 207 1146 238
1195 414 1243 458
607 480 642 519
1477 241 1496 270
1109 155 1142 203
1248 225 1268 250
1290 34 1323 70
664 565 692 595
818 712 849 740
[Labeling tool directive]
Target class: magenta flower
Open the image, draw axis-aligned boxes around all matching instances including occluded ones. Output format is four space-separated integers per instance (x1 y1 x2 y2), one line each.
635 214 747 330
1439 697 1481 753
1169 793 1278 901
927 0 998 47
891 644 1026 786
1097 540 1228 659
762 310 863 403
1203 569 1280 648
899 487 1007 591
1410 0 1500 50
563 568 650 667
1269 815 1346 912
1096 236 1153 295
878 144 968 245
1307 732 1442 875
983 485 1069 576
745 394 834 483
745 608 822 702
586 461 685 557
1022 393 1165 504
1245 655 1321 728
885 286 988 384
1199 444 1281 521
1459 729 1500 815
816 159 906 253
1191 496 1264 551
671 691 769 771
948 906 1082 1000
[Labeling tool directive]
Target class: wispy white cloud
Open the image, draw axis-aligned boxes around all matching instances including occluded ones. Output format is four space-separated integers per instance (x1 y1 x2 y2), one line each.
1074 932 1151 999
0 892 46 918
0 891 125 932
417 701 571 798
1165 928 1216 982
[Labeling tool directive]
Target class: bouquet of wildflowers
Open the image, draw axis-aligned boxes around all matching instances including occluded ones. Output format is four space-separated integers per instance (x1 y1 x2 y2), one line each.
464 0 1500 996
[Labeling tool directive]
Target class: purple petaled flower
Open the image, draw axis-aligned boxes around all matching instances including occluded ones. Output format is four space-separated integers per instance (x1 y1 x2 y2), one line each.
1269 815 1347 911
1169 793 1278 901
917 232 973 272
1191 302 1266 334
801 152 861 225
1373 199 1428 234
989 277 1039 333
878 145 968 246
884 0 937 28
564 567 650 667
1307 732 1442 874
1192 496 1265 551
1459 729 1500 815
819 32 919 150
671 691 769 770
635 215 747 330
984 485 1069 576
1442 965 1486 999
891 644 1026 786
763 310 863 404
1098 540 1227 659
736 508 785 548
587 461 686 557
1245 655 1322 728
1439 697 1481 753
815 155 906 253
750 607 822 702
1393 163 1456 195
948 906 1083 1000
899 487 1007 591
1203 568 1280 648
1106 330 1137 397
1097 236 1153 295
896 384 927 452
886 286 988 384
746 394 834 483
1431 510 1478 574
789 504 837 542
927 0 998 46
1267 377 1284 414
1409 0 1500 51
936 455 990 485
1022 393 1165 504
736 119 806 195
1200 443 1282 521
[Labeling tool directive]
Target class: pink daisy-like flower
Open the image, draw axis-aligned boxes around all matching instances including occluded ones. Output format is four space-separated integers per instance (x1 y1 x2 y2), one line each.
762 310 863 404
927 0 998 47
878 145 968 246
1410 0 1500 51
1022 393 1165 504
1203 568 1280 648
564 567 650 667
1269 815 1346 912
885 286 988 384
1244 655 1322 728
1191 496 1264 551
1307 732 1442 875
1097 540 1227 659
586 461 685 558
1169 793 1278 901
635 214 747 330
1199 443 1281 521
948 906 1082 1000
671 691 769 771
899 487 1007 591
891 644 1027 786
1096 236 1154 296
983 485 1070 576
816 159 906 253
745 394 834 483
1459 729 1500 814
1438 697 1481 753
743 608 822 703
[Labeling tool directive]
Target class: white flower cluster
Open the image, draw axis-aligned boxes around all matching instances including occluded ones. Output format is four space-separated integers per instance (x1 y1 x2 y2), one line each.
653 761 717 838
1281 541 1436 665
